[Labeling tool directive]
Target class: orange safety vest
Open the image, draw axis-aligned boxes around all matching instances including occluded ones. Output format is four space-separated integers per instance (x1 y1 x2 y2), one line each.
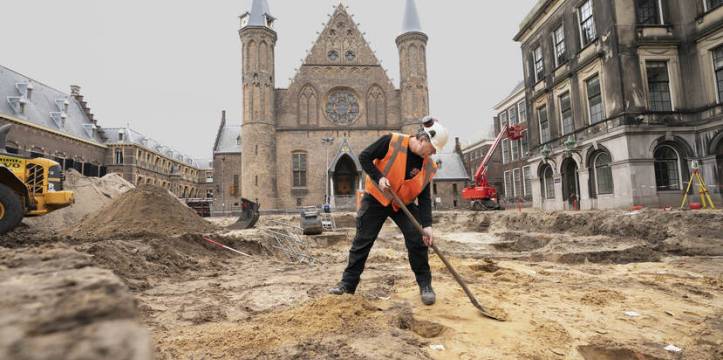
365 133 438 211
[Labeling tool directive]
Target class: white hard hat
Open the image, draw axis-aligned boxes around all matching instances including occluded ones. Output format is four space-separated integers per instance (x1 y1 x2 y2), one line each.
421 116 449 152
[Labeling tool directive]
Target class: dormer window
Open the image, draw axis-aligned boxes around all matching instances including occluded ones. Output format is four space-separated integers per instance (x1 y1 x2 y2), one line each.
118 131 124 142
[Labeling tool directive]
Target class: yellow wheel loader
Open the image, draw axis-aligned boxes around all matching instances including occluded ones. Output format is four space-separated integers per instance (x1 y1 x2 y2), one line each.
0 124 75 235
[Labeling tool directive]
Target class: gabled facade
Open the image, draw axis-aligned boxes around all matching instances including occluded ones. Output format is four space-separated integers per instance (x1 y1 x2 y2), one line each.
515 0 723 210
239 0 433 210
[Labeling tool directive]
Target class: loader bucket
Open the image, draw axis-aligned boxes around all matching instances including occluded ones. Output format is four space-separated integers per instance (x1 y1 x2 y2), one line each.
227 198 260 230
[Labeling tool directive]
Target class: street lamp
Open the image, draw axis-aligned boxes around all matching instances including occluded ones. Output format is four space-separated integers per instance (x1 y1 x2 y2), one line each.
321 137 335 205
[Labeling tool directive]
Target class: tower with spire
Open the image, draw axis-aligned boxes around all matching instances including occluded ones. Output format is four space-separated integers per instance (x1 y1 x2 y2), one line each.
239 0 278 209
397 0 429 135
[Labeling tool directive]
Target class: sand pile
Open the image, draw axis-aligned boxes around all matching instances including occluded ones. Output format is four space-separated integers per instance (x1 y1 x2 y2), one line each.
70 185 217 239
157 295 437 360
23 169 134 233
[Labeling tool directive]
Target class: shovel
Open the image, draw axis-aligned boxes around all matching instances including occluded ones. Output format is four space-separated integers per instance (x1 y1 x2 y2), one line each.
384 188 507 321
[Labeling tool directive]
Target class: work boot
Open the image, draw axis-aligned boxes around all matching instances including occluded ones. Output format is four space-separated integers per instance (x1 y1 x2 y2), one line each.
328 282 355 295
420 284 436 305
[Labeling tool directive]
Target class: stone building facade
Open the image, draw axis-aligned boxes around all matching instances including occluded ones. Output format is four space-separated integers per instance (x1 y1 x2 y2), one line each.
211 111 243 216
493 82 533 207
514 0 723 210
1 65 208 199
239 0 433 211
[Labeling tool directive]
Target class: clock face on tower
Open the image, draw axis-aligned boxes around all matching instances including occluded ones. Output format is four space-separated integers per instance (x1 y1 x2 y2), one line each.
325 89 360 125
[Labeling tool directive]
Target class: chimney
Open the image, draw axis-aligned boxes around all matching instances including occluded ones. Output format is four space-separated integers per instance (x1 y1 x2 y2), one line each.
454 137 462 154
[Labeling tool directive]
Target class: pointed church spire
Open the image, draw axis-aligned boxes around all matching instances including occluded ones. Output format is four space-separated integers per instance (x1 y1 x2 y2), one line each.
241 0 275 29
402 0 423 34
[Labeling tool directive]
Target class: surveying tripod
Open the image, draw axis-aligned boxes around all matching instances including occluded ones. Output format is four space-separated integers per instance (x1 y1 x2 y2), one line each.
680 163 716 209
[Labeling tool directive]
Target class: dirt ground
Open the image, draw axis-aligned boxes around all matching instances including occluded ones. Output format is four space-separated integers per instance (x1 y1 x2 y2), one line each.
1 191 722 359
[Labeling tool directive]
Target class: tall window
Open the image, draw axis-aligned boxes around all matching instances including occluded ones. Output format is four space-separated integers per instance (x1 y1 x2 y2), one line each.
713 46 723 103
542 165 555 199
705 0 723 12
560 92 574 135
636 0 662 25
292 152 307 188
538 105 550 143
586 75 604 124
646 61 672 111
654 145 682 191
523 166 532 198
534 46 544 82
502 139 511 164
552 25 567 67
233 175 240 195
499 111 508 128
509 106 519 125
593 152 614 195
520 130 529 157
578 0 597 47
504 171 513 199
513 168 522 198
511 139 519 161
518 101 527 122
114 148 124 165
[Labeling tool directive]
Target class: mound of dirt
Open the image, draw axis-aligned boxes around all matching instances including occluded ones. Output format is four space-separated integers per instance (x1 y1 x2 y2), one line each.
70 185 217 239
76 234 273 290
23 169 135 233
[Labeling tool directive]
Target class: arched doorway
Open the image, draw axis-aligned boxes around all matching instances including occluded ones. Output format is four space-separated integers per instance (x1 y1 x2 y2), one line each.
332 154 358 208
561 158 580 209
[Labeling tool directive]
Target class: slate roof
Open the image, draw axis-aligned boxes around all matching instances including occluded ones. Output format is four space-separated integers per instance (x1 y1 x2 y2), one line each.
0 65 104 145
104 127 200 167
243 0 275 27
432 153 470 181
402 0 423 34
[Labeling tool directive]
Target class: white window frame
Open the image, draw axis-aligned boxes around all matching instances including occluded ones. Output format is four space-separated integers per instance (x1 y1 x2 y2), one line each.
520 129 529 157
534 46 544 82
584 73 605 125
712 47 723 104
509 106 519 125
593 152 614 195
644 60 674 111
523 166 532 197
543 166 555 200
513 168 522 198
511 139 519 161
518 101 527 123
538 105 550 143
552 24 566 68
502 139 510 164
504 170 513 198
558 91 574 135
577 0 597 48
636 0 665 25
654 144 684 191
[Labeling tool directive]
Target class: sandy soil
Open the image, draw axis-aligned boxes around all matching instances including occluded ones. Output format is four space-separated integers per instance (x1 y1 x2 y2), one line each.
2 203 722 359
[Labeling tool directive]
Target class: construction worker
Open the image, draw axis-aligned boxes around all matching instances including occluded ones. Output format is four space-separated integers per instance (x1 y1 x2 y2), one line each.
329 116 449 305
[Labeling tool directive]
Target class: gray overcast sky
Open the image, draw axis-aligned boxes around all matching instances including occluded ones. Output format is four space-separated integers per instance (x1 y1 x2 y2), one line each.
0 0 537 159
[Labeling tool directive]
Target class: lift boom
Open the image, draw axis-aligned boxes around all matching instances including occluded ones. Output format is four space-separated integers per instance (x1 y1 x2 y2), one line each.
462 124 523 210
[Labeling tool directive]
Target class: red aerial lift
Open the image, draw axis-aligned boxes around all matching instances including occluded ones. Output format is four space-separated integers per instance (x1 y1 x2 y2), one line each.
462 124 524 210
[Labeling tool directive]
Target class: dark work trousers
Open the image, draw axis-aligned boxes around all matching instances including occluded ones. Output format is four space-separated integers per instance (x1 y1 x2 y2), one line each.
341 194 431 291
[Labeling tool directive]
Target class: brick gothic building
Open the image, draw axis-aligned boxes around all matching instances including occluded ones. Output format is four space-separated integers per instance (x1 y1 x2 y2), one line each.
515 0 723 210
0 65 207 199
239 0 433 210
